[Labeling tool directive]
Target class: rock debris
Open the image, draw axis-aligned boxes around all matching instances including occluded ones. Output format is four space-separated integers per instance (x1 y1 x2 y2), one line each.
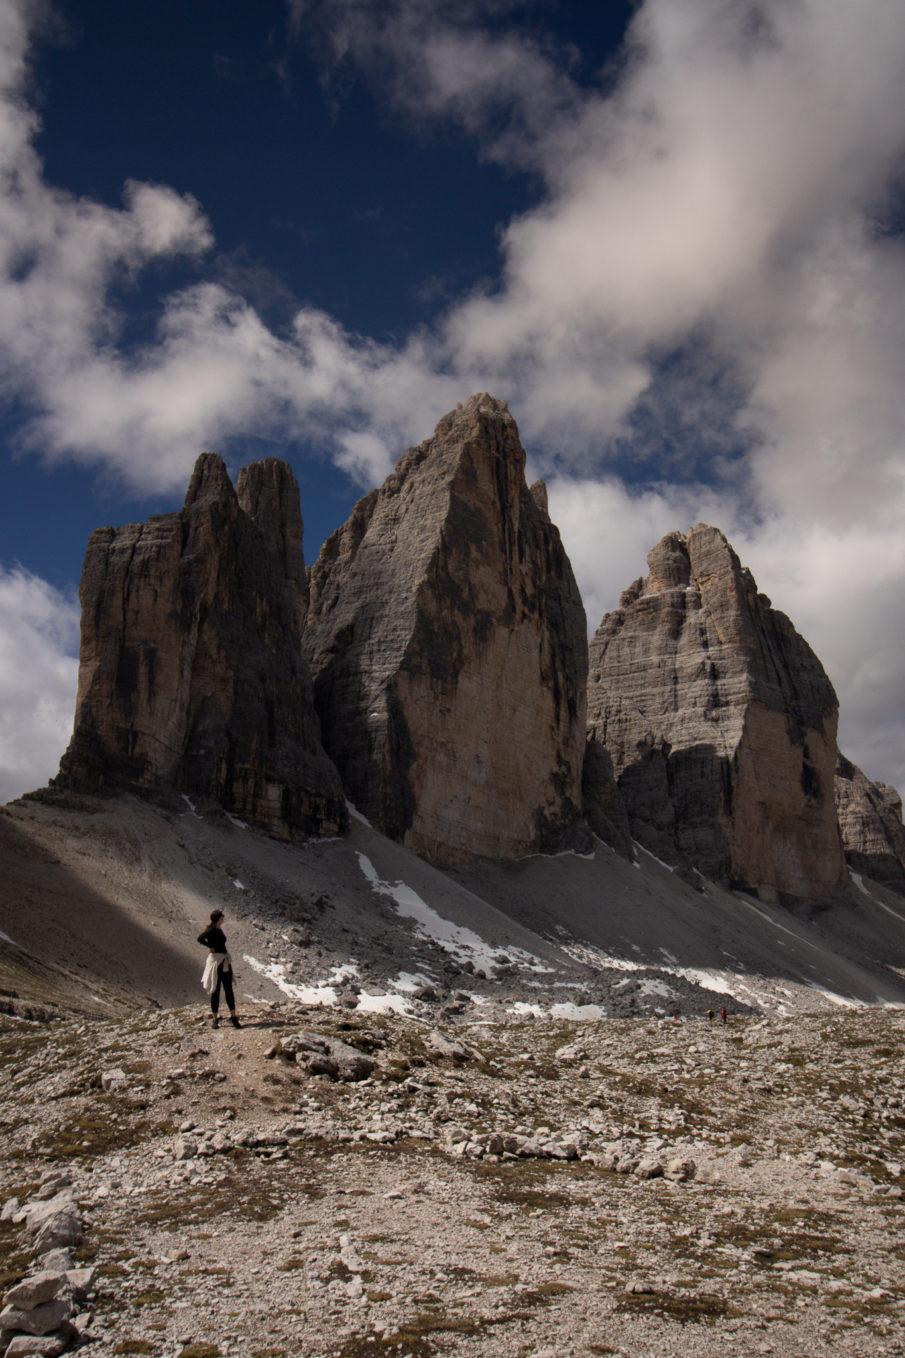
2 1003 905 1356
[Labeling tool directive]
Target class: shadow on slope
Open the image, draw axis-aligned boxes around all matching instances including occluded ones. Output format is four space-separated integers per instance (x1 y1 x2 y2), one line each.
447 841 905 1009
0 803 202 1014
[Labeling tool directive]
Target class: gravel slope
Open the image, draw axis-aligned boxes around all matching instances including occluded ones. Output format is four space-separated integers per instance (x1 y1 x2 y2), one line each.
2 1004 905 1357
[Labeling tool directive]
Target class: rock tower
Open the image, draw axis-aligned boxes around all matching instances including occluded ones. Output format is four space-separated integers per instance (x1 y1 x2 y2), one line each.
835 755 905 892
303 393 588 863
56 454 347 839
586 524 846 901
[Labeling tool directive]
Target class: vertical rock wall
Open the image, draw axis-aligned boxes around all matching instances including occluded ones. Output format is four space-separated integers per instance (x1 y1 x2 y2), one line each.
586 524 846 901
303 393 588 863
835 755 905 891
56 454 347 839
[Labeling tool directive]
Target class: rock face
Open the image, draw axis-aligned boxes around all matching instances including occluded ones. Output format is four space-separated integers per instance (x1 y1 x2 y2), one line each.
586 524 846 901
56 454 346 840
303 393 588 863
835 754 905 891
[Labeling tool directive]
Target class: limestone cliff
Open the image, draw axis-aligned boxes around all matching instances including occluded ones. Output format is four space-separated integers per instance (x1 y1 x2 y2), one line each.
835 755 905 891
303 393 588 863
56 454 347 839
586 524 846 901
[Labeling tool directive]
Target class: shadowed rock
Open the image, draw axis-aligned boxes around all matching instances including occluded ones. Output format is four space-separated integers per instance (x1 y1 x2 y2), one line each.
303 393 588 863
586 524 846 902
56 454 346 840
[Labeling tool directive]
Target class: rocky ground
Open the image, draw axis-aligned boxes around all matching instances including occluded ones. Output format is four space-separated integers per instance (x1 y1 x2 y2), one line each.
3 1002 905 1358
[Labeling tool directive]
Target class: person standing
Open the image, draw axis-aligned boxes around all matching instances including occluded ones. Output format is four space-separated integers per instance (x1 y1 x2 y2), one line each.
197 909 241 1029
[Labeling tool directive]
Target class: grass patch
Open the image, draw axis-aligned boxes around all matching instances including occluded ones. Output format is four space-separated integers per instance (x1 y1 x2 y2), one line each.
617 1290 739 1324
40 1101 169 1160
337 1312 481 1358
515 1282 575 1306
466 1154 594 1210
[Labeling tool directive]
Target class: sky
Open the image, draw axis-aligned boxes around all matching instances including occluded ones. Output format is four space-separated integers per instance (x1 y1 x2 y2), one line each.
1 0 904 806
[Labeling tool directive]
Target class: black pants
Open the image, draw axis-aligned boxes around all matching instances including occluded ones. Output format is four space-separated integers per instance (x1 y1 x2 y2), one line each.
210 961 235 1015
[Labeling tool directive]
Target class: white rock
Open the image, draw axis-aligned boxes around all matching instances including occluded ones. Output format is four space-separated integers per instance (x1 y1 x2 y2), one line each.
0 1297 72 1336
3 1336 68 1357
2 1272 67 1310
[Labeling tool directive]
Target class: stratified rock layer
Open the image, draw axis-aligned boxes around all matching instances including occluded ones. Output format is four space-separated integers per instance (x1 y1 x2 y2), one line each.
56 454 347 839
587 525 846 901
835 754 905 891
303 393 588 863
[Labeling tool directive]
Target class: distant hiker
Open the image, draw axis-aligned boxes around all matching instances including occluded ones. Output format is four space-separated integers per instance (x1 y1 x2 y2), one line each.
198 909 241 1029
705 1008 714 1022
721 1007 727 1025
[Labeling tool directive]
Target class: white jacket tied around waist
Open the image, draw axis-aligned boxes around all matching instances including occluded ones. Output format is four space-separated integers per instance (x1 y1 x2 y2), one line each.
202 952 231 995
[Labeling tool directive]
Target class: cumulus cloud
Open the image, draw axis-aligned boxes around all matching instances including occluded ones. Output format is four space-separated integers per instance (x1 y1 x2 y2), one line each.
1 0 904 792
0 566 78 801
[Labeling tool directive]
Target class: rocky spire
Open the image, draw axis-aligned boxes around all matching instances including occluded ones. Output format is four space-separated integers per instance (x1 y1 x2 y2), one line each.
586 524 846 901
835 754 905 891
303 393 588 863
56 454 346 840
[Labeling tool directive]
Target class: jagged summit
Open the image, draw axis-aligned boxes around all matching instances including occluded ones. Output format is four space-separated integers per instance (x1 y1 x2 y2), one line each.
55 453 346 841
303 392 588 864
586 524 846 902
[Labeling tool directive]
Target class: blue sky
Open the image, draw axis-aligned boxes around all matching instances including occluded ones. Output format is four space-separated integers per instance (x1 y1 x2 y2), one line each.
1 0 904 804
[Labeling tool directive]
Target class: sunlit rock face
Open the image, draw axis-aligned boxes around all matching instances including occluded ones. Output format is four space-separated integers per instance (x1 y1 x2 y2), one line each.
835 754 905 891
303 393 588 864
587 524 846 902
56 454 347 840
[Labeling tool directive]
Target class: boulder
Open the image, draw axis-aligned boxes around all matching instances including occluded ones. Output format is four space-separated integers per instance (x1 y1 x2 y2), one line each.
55 454 346 841
587 525 846 901
835 754 905 891
1 1274 66 1310
303 394 588 863
32 1215 82 1255
3 1336 69 1357
0 1298 71 1336
279 1032 374 1081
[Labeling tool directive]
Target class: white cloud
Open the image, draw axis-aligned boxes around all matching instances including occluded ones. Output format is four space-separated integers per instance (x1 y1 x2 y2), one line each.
0 566 78 801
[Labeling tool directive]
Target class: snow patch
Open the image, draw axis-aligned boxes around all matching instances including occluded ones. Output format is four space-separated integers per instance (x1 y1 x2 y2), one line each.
634 842 676 872
354 990 413 1016
390 972 435 994
356 853 547 977
508 999 606 1021
550 1001 606 1020
852 872 905 923
243 956 358 1007
346 801 372 827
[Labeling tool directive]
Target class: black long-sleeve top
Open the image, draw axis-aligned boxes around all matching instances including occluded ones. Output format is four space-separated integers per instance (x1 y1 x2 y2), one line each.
197 925 227 951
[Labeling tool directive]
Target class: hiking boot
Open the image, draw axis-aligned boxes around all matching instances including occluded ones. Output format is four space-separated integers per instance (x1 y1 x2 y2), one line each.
212 1017 220 1029
230 1015 241 1028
